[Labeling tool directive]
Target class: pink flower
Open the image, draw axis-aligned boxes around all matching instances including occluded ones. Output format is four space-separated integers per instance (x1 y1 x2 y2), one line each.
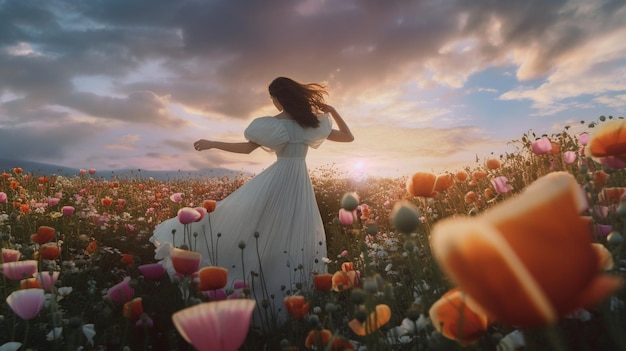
2 248 21 263
577 132 589 146
177 207 202 225
48 197 60 207
194 207 207 222
202 289 228 301
0 191 7 203
62 206 75 216
595 224 613 237
171 248 202 275
88 168 96 175
563 151 577 164
33 271 60 291
172 299 256 351
491 176 513 194
80 169 87 175
341 250 348 257
338 208 356 225
138 263 166 280
531 137 553 155
106 277 135 304
170 192 184 203
1 260 38 280
6 288 45 320
598 156 626 170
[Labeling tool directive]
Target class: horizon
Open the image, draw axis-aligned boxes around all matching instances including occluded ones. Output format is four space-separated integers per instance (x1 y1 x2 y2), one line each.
1 1 625 178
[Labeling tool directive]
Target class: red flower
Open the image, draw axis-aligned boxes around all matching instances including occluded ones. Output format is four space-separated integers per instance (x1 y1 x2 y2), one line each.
197 266 228 291
40 243 61 260
313 273 333 292
31 226 56 245
123 297 144 320
101 196 113 207
121 254 135 267
202 200 217 213
171 248 202 275
284 295 310 319
304 329 332 349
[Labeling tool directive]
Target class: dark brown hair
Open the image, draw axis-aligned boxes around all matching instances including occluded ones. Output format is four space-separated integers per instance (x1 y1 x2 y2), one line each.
268 77 327 128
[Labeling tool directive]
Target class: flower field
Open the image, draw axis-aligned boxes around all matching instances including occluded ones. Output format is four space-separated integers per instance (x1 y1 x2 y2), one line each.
1 116 626 351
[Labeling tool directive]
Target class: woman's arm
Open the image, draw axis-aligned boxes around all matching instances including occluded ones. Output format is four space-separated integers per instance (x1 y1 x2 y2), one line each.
194 140 260 154
321 105 354 142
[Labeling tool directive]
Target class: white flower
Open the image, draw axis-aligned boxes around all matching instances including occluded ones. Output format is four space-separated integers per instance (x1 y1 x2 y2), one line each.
497 330 525 351
47 327 63 341
0 342 22 351
82 324 96 346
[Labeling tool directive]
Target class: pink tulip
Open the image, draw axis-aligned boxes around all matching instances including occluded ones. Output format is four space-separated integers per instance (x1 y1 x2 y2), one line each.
1 260 38 280
202 289 228 301
0 191 7 203
194 207 207 222
2 248 21 263
171 248 201 275
106 276 135 304
62 206 75 216
577 132 589 146
177 207 202 225
531 137 553 155
338 208 355 225
138 263 166 280
563 151 577 164
33 271 60 291
6 288 45 320
172 299 256 351
491 176 513 194
48 197 60 207
170 192 184 203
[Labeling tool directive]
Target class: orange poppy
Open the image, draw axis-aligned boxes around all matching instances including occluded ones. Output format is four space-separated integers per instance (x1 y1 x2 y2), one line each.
348 304 391 336
429 288 490 346
484 188 494 201
85 241 98 255
38 176 49 184
485 159 501 170
197 266 228 291
455 170 468 182
313 273 333 292
101 196 113 207
332 270 358 292
434 173 454 192
431 172 624 327
2 172 12 179
20 278 42 289
471 170 488 180
304 329 332 349
341 262 355 272
10 181 19 190
13 167 23 174
123 297 144 320
406 172 437 197
40 243 61 260
284 295 310 319
464 191 477 204
20 204 30 214
31 226 56 245
586 119 626 159
202 200 217 213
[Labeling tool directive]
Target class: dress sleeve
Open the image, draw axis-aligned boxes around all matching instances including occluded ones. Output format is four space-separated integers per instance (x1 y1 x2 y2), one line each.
304 114 333 149
244 117 289 152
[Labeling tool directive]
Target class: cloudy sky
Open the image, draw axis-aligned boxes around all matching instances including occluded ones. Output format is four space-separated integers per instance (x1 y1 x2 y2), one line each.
1 0 625 178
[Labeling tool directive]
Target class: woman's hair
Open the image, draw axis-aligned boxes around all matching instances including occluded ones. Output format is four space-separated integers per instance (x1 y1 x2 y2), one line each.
268 77 327 128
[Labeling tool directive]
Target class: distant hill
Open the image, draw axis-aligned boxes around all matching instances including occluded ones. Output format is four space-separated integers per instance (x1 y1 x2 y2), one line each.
0 158 249 181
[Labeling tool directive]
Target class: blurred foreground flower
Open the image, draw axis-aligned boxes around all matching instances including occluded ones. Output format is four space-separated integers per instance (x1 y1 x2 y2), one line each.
172 299 255 351
429 288 490 345
431 171 623 327
585 118 626 168
1 260 38 280
6 288 45 320
531 137 553 155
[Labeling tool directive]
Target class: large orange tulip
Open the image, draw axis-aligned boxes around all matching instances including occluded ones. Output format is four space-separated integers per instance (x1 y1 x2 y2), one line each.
429 288 490 345
431 172 623 327
348 304 391 336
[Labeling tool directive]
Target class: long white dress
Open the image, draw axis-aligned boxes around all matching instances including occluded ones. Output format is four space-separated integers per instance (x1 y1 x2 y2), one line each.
150 114 332 324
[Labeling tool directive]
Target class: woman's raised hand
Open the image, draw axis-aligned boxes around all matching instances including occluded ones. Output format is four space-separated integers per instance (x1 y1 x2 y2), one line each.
194 139 213 151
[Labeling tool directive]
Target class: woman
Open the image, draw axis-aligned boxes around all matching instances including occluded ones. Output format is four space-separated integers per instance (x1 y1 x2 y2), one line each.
150 77 353 326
